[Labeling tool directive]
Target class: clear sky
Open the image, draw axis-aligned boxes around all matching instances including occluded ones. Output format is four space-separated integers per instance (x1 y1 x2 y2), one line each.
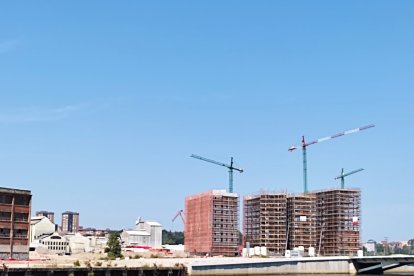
1 1 413 242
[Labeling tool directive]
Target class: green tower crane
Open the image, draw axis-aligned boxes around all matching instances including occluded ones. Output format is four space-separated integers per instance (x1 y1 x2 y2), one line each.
190 154 243 193
335 168 364 189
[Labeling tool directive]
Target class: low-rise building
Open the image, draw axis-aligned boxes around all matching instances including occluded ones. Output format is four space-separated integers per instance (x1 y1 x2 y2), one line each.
121 229 151 247
78 227 108 237
66 233 95 254
40 232 69 255
30 216 55 242
121 218 162 248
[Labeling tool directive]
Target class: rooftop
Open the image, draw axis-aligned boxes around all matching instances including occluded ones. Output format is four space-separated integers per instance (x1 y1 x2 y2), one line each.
0 187 31 195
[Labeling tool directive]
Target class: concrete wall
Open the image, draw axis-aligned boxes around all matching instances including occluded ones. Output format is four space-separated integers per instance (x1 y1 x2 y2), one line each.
188 257 355 275
0 244 29 259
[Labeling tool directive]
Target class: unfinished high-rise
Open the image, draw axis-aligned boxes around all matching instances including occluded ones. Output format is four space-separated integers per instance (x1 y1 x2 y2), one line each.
185 190 239 256
243 188 361 256
315 188 361 256
287 193 317 250
243 192 287 256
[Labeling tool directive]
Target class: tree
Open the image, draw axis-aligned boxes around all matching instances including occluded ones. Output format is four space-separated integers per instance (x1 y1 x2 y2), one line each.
375 243 384 256
105 232 122 259
162 230 184 245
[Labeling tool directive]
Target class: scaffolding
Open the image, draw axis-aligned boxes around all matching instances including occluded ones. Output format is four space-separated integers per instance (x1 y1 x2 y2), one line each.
243 188 361 257
315 188 361 256
287 193 317 250
185 190 239 257
243 192 287 256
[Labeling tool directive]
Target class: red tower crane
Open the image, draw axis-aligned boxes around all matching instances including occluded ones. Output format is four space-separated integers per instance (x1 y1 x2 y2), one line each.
172 209 185 225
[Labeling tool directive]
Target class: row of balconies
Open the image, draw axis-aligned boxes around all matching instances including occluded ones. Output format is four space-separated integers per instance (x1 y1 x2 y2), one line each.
213 224 237 229
0 212 29 223
213 220 238 224
212 238 238 243
0 232 28 239
0 196 30 206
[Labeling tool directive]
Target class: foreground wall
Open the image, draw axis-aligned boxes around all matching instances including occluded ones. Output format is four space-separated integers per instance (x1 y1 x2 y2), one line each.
188 257 356 275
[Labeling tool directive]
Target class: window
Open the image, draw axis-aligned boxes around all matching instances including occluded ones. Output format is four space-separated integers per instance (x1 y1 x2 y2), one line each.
0 212 11 220
0 228 10 238
14 229 27 238
14 196 30 206
14 213 28 222
0 195 13 204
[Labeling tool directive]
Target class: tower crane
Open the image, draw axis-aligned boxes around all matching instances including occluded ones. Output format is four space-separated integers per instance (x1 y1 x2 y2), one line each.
172 209 185 225
190 154 243 193
288 124 374 193
335 168 364 189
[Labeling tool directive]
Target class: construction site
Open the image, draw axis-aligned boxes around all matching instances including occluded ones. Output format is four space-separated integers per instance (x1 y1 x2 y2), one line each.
183 125 371 257
242 188 361 257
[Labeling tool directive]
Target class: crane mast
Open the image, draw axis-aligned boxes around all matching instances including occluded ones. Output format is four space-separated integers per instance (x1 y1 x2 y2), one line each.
190 154 243 193
289 124 374 193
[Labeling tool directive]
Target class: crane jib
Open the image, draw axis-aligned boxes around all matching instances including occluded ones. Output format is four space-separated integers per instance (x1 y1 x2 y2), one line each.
360 124 375 130
289 124 375 193
302 124 376 148
190 154 244 193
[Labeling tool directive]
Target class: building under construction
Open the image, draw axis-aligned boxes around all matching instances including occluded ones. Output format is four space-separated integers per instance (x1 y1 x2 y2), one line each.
243 192 287 256
287 193 317 251
243 188 361 256
184 190 239 256
315 188 361 256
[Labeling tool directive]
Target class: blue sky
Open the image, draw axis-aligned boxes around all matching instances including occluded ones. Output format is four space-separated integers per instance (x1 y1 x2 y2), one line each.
1 1 413 242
